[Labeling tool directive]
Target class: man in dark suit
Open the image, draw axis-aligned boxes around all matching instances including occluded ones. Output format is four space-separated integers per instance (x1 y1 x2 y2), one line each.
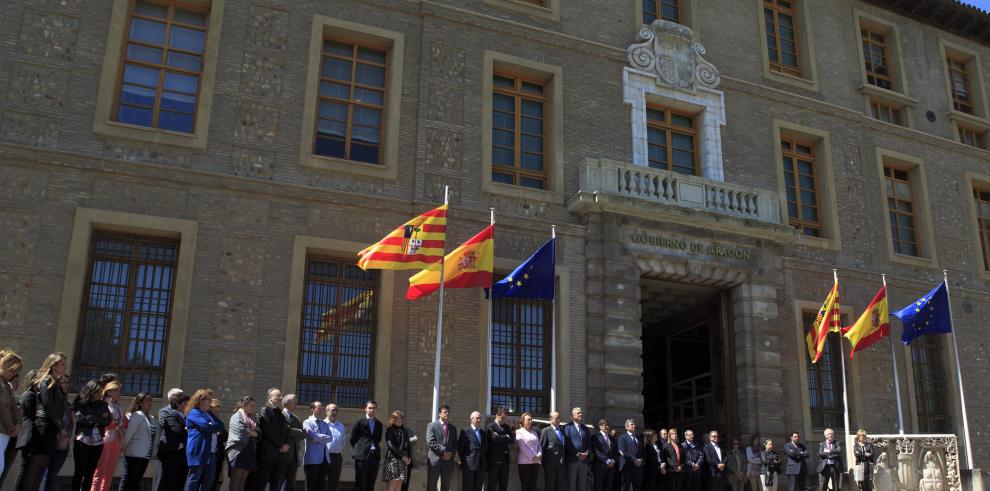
681 430 705 491
541 411 567 491
426 405 457 491
281 394 307 491
662 430 684 491
458 411 488 491
156 388 189 491
783 432 809 491
592 419 619 491
817 428 843 491
617 419 644 491
349 400 382 491
259 388 292 491
487 406 515 491
565 407 593 491
703 431 728 491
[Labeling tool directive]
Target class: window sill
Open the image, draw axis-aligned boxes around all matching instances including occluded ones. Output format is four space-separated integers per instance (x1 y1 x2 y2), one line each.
301 153 398 180
483 0 559 21
859 84 918 107
888 252 936 269
795 234 840 251
763 67 818 92
946 110 990 131
92 120 206 149
482 179 563 204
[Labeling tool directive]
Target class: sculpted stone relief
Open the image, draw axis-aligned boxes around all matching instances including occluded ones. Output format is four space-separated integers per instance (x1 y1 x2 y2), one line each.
869 435 959 491
626 20 719 90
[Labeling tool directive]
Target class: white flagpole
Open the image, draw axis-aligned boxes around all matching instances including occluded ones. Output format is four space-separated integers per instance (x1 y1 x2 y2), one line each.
942 270 974 470
550 225 557 413
882 274 905 435
430 186 449 421
834 269 851 439
486 208 495 415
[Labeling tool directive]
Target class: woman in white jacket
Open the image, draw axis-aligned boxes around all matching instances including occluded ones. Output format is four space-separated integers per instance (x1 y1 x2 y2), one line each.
120 393 157 491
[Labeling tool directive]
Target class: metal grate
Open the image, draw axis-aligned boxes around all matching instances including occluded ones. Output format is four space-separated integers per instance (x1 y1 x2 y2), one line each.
911 335 950 433
803 312 845 432
490 297 551 416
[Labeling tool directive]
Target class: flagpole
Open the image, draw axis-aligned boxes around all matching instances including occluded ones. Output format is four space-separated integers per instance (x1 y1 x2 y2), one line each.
834 269 851 440
550 225 557 413
942 270 973 470
882 274 905 435
486 208 495 415
430 186 449 421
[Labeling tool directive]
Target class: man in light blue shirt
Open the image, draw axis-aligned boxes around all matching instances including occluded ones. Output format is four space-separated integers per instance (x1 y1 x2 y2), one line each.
323 403 346 491
303 402 333 491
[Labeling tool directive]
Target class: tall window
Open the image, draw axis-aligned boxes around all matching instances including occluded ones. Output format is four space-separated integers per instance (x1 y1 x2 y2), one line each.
492 73 547 190
76 233 179 395
298 258 377 406
115 1 208 133
646 106 697 175
958 125 986 149
803 311 845 431
883 166 919 257
764 0 800 76
975 187 990 271
861 28 892 90
781 137 822 237
316 39 388 164
911 336 950 433
491 297 552 415
947 56 974 114
870 99 903 126
643 0 680 25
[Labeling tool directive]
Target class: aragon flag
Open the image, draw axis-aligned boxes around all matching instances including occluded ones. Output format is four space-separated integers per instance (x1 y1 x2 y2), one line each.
357 204 447 271
841 286 890 358
406 224 494 300
806 282 841 364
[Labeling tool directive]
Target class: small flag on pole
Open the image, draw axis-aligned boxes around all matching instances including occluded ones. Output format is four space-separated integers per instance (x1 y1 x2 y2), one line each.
806 282 841 364
490 238 555 300
893 282 952 345
407 225 494 300
841 286 889 358
357 205 447 271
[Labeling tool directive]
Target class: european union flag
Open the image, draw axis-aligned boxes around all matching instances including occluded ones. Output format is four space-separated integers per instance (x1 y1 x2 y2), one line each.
490 238 555 299
893 282 952 345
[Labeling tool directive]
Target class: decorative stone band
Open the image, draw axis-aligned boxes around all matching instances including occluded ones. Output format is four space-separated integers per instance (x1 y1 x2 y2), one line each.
861 434 961 491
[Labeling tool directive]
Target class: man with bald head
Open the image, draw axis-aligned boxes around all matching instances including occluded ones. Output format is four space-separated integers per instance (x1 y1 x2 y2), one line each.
457 411 488 491
541 411 567 491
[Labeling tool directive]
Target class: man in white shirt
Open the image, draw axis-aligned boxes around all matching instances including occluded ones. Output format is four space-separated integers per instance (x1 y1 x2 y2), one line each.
703 430 727 491
323 404 346 491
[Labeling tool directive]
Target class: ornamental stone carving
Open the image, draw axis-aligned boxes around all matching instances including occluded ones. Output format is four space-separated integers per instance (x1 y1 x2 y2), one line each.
869 434 960 491
626 20 719 90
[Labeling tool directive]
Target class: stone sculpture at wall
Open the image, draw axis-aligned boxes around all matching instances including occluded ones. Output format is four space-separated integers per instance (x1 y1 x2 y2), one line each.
867 435 958 491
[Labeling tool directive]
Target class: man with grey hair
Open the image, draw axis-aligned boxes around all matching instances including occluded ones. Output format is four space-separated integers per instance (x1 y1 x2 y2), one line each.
541 411 567 491
817 428 843 491
282 394 307 491
259 388 291 491
565 407 592 491
618 419 643 491
458 411 487 491
156 388 188 491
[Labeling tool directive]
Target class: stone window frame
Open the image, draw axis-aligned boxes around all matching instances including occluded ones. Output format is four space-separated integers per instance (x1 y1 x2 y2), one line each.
633 0 698 31
481 51 564 204
853 10 917 128
54 208 198 393
283 235 394 415
755 0 819 92
771 120 841 250
873 148 938 268
298 15 404 180
484 0 560 22
645 104 701 176
478 256 571 418
964 171 990 279
92 0 225 149
939 39 990 144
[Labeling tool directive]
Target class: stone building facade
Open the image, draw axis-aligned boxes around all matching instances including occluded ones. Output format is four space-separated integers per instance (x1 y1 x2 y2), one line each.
1 0 989 488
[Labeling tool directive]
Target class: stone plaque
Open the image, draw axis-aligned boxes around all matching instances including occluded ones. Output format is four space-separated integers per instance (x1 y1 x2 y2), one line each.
19 10 79 61
247 5 288 51
8 63 70 109
240 52 285 97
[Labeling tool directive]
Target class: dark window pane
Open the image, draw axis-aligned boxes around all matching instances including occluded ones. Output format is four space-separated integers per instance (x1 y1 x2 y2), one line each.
314 137 346 158
167 51 202 71
157 111 194 133
492 172 514 184
120 84 156 108
160 91 196 114
124 64 159 87
129 18 166 45
127 44 162 63
356 63 386 88
169 26 206 53
349 143 380 164
117 105 153 127
173 8 207 27
163 72 198 94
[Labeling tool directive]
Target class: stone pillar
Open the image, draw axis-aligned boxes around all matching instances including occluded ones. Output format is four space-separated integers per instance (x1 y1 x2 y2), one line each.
732 283 783 439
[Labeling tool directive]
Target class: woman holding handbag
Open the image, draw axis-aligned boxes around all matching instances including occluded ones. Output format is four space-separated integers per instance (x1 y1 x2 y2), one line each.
17 353 69 491
759 439 781 491
853 430 876 491
382 410 411 491
90 380 125 491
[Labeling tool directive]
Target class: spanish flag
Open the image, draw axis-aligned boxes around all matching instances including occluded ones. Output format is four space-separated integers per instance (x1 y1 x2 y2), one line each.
407 225 494 300
842 286 889 358
357 205 447 271
806 283 841 363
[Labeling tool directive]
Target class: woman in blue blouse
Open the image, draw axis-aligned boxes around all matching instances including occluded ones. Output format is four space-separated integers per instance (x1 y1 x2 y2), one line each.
184 389 222 491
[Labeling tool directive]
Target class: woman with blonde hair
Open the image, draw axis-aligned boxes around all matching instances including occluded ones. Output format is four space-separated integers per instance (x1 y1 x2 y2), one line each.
226 396 260 491
759 439 781 491
17 352 69 491
515 412 542 491
853 429 875 491
185 389 222 491
382 410 411 491
0 349 23 480
90 379 125 491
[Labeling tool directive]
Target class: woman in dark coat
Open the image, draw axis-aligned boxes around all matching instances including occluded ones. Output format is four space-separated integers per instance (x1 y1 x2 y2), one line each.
382 410 411 491
853 430 876 491
759 439 781 491
71 379 110 491
15 353 69 491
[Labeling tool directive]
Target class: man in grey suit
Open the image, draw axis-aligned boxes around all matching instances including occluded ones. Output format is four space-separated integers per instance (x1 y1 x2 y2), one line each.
817 428 843 491
426 405 457 491
541 411 568 491
783 432 809 491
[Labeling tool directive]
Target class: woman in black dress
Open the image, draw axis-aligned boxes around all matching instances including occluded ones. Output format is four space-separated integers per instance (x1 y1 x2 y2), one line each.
382 410 411 491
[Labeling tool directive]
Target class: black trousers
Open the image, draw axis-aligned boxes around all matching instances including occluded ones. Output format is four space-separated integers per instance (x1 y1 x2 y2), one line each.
257 461 289 491
592 465 615 491
157 451 188 491
519 464 541 491
304 460 329 491
462 468 485 491
545 464 567 491
326 454 342 491
281 459 298 491
786 473 805 491
683 472 702 491
708 475 726 491
72 442 104 491
488 462 510 491
353 458 379 491
621 467 643 491
666 472 683 491
121 457 150 491
819 465 840 491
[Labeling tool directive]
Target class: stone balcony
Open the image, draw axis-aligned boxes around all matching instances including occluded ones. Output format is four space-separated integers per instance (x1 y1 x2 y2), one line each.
567 158 797 242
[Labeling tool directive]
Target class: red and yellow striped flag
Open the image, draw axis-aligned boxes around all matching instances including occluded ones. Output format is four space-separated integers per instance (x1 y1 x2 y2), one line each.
406 225 494 300
357 205 447 271
842 286 889 359
806 283 841 364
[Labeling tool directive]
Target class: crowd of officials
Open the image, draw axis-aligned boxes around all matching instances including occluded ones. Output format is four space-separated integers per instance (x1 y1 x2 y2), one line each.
0 350 879 491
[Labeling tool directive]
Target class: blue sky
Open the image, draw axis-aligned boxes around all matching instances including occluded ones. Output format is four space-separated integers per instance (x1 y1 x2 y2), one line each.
964 0 990 10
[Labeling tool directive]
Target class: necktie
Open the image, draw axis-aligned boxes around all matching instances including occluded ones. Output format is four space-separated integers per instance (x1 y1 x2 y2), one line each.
475 428 481 442
443 423 448 440
674 444 681 465
604 434 610 449
556 428 562 443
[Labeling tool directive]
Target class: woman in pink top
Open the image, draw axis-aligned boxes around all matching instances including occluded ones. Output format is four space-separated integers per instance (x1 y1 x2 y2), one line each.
515 412 542 491
90 380 126 491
